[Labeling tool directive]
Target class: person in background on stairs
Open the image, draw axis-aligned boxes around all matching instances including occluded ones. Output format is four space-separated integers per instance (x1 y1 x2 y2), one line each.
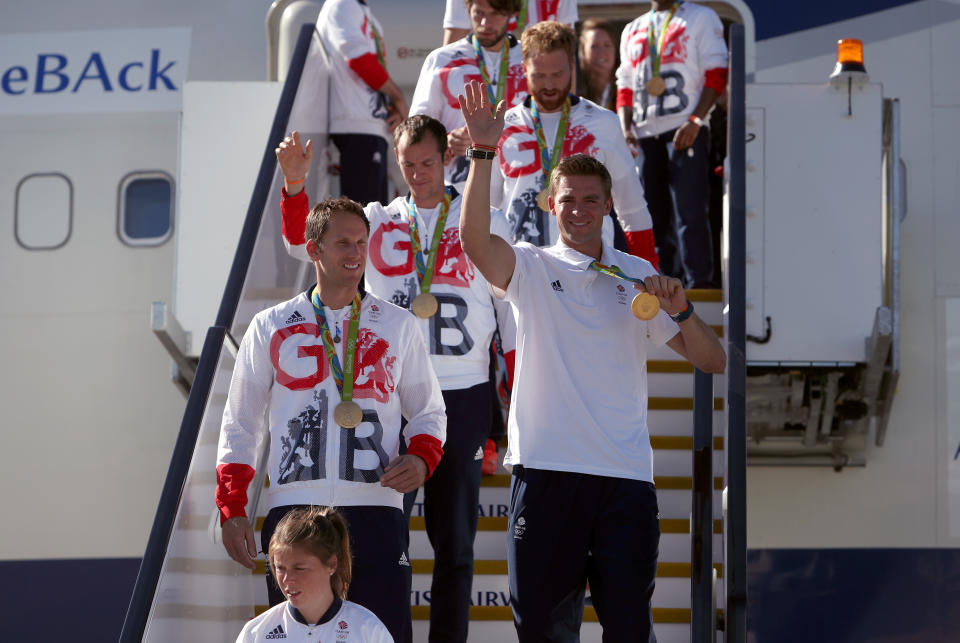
616 0 728 288
316 0 408 205
236 506 393 643
276 116 513 643
410 0 528 195
216 196 447 643
442 0 579 46
457 78 727 642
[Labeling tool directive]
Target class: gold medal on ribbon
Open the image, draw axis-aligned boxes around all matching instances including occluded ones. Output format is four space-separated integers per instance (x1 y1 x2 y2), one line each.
334 400 364 429
645 76 666 97
537 188 551 212
631 292 660 320
411 292 438 318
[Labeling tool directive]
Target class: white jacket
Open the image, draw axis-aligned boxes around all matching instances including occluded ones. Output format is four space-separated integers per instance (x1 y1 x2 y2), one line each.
217 291 446 514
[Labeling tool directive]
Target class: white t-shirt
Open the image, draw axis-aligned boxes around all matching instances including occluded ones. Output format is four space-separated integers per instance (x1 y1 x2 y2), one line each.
616 1 728 137
498 240 679 481
218 291 446 511
410 35 527 189
317 0 391 140
493 96 653 247
236 599 393 643
443 0 578 31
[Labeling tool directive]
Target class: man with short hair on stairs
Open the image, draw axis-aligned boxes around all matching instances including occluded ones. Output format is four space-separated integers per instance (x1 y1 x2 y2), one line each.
216 196 446 643
457 78 726 641
317 0 409 205
411 0 528 194
442 0 578 45
277 116 513 643
616 0 728 287
493 20 659 266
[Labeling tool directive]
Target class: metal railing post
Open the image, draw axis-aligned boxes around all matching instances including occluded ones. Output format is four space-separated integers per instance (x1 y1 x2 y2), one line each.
691 368 715 641
724 22 749 643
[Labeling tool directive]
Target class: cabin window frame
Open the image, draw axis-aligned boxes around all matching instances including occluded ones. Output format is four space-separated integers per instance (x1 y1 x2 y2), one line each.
117 170 175 247
14 172 74 251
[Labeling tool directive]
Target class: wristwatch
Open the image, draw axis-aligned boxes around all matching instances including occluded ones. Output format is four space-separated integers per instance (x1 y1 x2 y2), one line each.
466 147 497 160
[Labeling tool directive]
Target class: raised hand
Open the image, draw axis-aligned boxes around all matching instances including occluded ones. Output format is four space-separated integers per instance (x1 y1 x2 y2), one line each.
275 130 313 187
457 80 506 149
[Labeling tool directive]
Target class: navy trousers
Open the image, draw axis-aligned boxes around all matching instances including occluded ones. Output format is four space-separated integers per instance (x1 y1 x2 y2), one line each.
261 504 412 643
507 466 660 642
331 133 388 205
638 126 714 288
403 382 492 642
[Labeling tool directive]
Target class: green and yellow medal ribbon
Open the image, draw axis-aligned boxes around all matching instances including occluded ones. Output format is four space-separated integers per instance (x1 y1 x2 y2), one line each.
530 96 571 188
647 2 681 79
589 261 647 288
311 288 362 402
471 34 511 106
405 187 454 294
370 19 386 67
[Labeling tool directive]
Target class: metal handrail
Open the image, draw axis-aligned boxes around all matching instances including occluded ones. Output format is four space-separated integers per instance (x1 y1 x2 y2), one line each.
875 98 901 447
690 368 715 641
119 325 228 643
215 24 316 331
119 24 317 642
723 22 749 643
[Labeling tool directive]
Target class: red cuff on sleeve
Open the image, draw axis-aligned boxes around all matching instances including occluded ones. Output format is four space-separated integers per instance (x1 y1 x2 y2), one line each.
407 434 444 479
704 68 728 95
216 463 256 525
503 350 516 391
281 187 310 247
624 229 659 270
616 88 634 110
348 52 390 90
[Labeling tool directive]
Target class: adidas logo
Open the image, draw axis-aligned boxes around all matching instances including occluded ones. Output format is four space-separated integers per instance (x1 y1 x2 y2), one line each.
551 280 563 292
285 310 306 325
399 552 410 566
474 446 484 460
265 624 287 639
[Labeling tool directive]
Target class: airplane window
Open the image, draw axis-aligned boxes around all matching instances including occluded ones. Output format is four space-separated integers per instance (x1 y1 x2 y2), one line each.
15 173 73 250
119 172 174 246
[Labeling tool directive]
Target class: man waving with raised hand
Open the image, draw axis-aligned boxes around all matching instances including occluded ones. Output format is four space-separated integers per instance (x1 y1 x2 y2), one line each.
457 79 726 642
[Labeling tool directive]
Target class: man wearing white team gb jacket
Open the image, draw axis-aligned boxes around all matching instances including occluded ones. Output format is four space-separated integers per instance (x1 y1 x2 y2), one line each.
616 0 728 287
410 0 528 193
493 20 660 267
216 196 446 643
317 0 409 205
442 0 578 45
277 115 512 643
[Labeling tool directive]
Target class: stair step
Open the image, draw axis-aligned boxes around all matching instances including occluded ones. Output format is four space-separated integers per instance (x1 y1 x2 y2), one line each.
649 396 724 411
407 516 722 534
404 559 722 577
479 474 723 490
408 605 710 624
684 289 722 302
652 436 724 449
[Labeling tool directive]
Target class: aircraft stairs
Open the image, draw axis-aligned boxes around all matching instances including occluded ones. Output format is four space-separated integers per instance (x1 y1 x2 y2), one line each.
121 23 748 643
